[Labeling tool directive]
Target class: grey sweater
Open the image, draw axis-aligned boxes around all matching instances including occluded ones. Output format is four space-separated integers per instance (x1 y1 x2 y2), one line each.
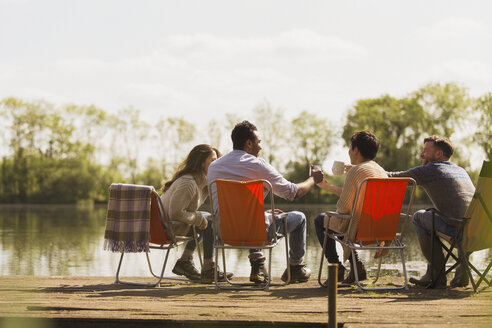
387 161 475 227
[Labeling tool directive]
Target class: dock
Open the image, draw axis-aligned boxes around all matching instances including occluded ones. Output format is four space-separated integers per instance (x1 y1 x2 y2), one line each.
0 276 491 327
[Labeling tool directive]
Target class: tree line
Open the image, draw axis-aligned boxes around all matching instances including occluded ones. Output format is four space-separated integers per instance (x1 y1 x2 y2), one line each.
0 82 490 204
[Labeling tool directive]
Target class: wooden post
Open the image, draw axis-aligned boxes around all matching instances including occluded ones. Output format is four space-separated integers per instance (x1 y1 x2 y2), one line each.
328 263 338 328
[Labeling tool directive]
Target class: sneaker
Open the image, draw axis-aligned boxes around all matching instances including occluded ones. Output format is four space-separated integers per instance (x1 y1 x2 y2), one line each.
201 262 234 284
281 264 311 283
172 257 200 281
250 256 269 284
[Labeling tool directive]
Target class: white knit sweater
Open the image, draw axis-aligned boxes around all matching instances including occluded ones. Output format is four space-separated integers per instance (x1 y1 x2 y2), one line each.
160 173 208 237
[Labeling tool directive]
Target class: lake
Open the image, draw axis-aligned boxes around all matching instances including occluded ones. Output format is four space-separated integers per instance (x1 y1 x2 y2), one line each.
1 204 490 280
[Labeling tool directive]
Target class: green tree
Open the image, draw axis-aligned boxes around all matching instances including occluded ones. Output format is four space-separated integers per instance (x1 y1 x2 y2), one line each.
252 101 288 171
473 92 492 161
284 111 334 203
154 117 195 180
342 95 427 170
108 108 150 184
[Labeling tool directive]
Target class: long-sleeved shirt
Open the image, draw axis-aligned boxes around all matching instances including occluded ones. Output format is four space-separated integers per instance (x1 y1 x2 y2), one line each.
387 161 475 227
207 150 298 226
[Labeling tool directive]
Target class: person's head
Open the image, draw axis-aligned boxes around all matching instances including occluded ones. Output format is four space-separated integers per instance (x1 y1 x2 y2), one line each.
420 135 454 165
231 120 262 157
348 130 380 164
161 144 221 192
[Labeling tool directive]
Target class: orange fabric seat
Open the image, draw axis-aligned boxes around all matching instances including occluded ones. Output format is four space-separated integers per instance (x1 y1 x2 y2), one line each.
319 177 416 291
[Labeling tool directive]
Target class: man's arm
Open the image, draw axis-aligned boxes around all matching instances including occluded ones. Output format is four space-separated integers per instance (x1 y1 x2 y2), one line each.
294 177 316 199
316 178 342 196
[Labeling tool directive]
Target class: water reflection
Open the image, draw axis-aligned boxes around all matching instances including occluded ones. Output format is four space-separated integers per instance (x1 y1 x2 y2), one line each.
0 204 490 279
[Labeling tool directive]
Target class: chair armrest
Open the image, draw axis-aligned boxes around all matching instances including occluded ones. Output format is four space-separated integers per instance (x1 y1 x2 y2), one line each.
325 211 352 220
427 208 467 224
273 212 289 220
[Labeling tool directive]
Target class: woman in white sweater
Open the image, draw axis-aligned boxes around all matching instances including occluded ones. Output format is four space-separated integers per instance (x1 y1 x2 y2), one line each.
161 144 231 283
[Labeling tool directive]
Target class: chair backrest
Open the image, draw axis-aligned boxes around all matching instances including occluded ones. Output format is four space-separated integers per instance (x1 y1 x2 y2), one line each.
463 160 492 252
149 190 174 245
353 178 415 243
212 179 270 247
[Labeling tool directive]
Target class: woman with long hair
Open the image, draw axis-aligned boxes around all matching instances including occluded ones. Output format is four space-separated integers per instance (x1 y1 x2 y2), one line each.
161 144 231 283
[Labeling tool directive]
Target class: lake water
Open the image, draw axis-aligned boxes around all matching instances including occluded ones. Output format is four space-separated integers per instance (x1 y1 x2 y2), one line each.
0 204 490 280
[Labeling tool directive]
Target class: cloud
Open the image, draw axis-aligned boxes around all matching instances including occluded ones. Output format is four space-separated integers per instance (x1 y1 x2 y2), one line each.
432 59 492 94
418 17 488 40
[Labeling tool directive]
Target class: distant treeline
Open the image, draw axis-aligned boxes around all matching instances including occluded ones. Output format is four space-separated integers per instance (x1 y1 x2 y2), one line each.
0 82 490 204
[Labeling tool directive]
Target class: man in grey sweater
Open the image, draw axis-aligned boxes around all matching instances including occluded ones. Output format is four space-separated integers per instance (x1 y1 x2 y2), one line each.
387 136 475 288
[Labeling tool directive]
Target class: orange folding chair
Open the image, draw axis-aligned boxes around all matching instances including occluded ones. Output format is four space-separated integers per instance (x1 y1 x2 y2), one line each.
318 177 416 291
209 179 290 290
105 183 201 287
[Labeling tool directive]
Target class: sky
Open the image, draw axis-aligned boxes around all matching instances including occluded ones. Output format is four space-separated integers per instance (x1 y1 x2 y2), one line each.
1 0 491 130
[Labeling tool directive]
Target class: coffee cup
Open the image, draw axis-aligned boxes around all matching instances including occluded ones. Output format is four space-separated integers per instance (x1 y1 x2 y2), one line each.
332 161 345 175
309 164 322 176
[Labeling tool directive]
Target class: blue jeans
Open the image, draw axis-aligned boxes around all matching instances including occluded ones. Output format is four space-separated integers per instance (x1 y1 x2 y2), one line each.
249 211 307 265
185 211 214 259
412 209 460 238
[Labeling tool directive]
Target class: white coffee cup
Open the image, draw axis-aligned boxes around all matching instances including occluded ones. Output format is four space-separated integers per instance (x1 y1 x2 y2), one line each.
332 161 345 175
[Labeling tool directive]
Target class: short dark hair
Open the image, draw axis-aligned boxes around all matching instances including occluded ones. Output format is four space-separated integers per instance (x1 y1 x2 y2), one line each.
424 135 454 159
231 120 257 150
350 130 380 160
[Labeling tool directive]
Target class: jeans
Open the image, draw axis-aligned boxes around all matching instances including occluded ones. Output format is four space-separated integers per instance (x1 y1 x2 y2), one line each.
412 209 460 238
249 211 307 265
314 213 359 263
185 211 214 259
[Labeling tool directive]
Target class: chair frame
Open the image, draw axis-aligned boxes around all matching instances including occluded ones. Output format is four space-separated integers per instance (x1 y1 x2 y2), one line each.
429 190 492 292
318 177 416 291
209 179 290 291
113 187 202 287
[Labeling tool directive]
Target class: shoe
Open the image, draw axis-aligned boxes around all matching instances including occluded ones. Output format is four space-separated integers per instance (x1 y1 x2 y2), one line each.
409 264 432 286
172 257 200 281
323 262 347 285
409 264 447 288
200 262 233 284
281 264 311 283
342 260 367 285
250 256 269 284
450 263 469 288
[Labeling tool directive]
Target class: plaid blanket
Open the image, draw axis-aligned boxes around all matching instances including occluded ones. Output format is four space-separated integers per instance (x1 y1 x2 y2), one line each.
104 183 153 253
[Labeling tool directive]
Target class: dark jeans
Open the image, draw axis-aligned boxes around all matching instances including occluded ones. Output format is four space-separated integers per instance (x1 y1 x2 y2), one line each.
314 213 359 264
185 214 213 259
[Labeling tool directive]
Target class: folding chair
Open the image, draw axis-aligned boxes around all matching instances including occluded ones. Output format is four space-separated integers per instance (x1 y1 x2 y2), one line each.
104 183 201 287
318 177 416 291
208 179 290 291
430 160 492 292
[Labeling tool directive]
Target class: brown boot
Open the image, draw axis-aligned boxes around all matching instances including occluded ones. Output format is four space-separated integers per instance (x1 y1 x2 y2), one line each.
342 260 367 284
323 262 347 285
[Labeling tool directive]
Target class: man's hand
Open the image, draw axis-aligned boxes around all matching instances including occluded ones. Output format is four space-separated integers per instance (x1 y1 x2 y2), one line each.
311 167 324 184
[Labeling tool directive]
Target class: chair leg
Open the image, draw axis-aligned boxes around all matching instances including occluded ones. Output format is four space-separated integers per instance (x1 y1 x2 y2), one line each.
115 248 172 287
351 249 363 291
318 232 329 287
401 248 408 290
372 257 382 285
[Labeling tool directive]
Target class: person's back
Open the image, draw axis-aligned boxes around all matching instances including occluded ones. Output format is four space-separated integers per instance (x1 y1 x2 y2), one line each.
387 136 475 288
389 161 474 225
207 120 320 284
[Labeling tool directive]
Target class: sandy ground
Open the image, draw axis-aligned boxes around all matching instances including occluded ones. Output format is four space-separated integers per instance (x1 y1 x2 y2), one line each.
0 275 491 327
